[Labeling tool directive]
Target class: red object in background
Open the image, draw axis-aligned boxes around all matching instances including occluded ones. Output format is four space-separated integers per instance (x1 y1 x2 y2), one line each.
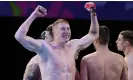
84 2 96 9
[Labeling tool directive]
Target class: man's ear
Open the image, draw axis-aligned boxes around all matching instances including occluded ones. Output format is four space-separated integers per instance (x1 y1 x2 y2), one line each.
124 41 129 47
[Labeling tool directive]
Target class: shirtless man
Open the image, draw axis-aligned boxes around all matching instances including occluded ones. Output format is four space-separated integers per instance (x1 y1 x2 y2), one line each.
80 26 128 80
14 1 99 80
23 25 53 80
116 30 133 80
23 25 80 80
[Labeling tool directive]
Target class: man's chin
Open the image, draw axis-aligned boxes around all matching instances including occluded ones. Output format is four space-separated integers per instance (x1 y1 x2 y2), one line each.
65 40 69 43
117 48 123 51
62 39 69 43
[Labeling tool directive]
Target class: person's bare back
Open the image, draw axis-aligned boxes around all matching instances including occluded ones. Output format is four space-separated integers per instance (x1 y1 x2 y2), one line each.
81 51 128 80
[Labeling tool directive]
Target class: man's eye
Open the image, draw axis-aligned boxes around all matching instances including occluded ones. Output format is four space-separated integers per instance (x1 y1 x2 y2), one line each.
61 27 65 31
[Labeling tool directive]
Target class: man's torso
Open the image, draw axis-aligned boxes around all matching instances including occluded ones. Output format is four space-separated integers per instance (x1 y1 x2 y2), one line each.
37 41 77 80
85 51 124 80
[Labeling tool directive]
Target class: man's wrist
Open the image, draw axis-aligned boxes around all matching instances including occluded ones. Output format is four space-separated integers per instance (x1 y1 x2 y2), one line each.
30 11 37 19
91 8 96 16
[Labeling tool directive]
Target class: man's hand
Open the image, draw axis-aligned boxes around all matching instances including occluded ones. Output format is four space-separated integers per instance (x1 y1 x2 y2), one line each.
32 5 47 17
84 2 96 13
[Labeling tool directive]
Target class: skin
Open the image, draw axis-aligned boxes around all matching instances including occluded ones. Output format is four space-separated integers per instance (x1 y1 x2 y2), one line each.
15 4 99 80
80 32 128 80
75 69 80 80
23 31 52 80
23 55 41 80
116 33 133 80
80 51 128 80
23 31 80 80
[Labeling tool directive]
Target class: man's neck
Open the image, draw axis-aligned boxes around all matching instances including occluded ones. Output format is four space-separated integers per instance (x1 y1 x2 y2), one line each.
96 45 109 53
52 41 67 49
124 46 133 57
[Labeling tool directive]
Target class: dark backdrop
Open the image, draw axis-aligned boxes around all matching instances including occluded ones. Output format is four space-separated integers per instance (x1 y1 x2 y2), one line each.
2 17 133 80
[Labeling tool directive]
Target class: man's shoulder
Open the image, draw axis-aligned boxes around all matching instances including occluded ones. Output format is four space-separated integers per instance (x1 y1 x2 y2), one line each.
110 52 126 65
82 52 96 62
31 55 40 61
27 55 40 66
111 52 124 59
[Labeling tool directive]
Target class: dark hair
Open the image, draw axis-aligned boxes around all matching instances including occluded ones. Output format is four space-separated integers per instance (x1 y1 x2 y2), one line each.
120 30 133 46
40 24 53 39
98 26 110 45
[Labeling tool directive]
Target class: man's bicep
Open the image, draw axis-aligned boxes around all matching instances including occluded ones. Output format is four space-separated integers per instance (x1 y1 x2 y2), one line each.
80 58 88 80
77 34 96 51
16 36 43 52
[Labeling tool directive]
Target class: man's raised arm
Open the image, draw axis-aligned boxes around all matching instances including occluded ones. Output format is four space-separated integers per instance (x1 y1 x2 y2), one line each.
76 2 99 51
14 5 47 52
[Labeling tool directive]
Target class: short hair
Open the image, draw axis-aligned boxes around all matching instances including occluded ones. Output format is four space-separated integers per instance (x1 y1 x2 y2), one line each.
120 30 133 46
98 25 110 45
40 24 53 39
52 19 69 28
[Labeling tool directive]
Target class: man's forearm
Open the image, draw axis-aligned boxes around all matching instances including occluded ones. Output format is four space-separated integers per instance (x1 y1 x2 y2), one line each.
15 13 36 39
89 12 99 37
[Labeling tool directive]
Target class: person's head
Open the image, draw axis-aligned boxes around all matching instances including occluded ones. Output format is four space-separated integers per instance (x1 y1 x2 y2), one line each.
40 24 53 43
93 25 110 49
52 19 71 44
116 30 133 52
